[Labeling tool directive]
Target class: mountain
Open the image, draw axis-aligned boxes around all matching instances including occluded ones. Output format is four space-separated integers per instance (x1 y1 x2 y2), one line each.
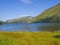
30 3 60 23
6 16 33 23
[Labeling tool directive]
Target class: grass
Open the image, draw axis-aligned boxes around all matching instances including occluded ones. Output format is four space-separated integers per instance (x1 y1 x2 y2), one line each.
0 31 60 45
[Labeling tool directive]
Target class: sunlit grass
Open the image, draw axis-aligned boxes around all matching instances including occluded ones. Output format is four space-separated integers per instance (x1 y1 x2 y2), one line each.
0 31 60 45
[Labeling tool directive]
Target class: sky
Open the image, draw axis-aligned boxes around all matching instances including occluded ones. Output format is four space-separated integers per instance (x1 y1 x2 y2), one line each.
0 0 60 21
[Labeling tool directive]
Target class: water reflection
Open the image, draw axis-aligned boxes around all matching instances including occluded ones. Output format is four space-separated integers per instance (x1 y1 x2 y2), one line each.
37 23 60 32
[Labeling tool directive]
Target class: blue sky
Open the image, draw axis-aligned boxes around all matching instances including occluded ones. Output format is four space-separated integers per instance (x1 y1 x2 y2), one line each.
0 0 60 21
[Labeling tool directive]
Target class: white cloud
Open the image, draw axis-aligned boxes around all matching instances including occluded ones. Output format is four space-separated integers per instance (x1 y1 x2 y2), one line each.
20 0 32 4
20 14 30 17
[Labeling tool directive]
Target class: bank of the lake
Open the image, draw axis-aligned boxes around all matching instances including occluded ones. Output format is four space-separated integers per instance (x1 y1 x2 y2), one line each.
0 31 60 45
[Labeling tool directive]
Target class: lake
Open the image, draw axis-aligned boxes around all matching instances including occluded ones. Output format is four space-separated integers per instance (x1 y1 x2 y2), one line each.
0 23 60 32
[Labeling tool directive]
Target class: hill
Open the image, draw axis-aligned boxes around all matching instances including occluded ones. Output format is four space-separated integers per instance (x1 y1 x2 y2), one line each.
30 3 60 23
6 16 33 23
0 21 4 25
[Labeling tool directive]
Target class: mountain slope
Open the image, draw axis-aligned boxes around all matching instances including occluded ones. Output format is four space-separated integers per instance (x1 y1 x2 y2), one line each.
31 3 60 23
6 16 33 23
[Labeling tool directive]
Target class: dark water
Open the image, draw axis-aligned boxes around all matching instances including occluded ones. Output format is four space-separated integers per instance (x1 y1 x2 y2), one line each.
0 23 60 32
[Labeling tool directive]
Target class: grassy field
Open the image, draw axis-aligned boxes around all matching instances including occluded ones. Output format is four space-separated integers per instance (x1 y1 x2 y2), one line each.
0 31 60 45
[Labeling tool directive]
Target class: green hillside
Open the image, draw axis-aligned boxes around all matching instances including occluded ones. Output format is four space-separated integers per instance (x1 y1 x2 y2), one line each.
30 3 60 23
6 16 33 24
0 21 4 25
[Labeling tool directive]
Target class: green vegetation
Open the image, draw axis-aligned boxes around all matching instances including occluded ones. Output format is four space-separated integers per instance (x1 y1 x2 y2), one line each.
0 32 60 45
0 21 4 25
30 3 60 23
6 16 33 24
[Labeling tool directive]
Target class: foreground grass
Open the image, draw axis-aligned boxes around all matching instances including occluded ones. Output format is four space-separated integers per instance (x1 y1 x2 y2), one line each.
0 31 60 45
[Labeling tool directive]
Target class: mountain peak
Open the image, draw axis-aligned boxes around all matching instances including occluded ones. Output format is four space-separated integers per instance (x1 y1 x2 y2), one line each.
56 3 60 6
54 3 60 8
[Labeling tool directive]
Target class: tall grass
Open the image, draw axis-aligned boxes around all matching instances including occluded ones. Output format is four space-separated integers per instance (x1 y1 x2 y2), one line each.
0 32 60 45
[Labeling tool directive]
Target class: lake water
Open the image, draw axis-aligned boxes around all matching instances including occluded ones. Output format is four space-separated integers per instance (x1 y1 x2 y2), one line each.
0 23 60 32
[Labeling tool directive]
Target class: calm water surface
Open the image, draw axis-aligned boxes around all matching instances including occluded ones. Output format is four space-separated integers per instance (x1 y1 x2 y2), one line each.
0 23 60 32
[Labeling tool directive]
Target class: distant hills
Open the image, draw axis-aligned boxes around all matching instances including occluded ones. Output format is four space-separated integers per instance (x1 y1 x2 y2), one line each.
6 16 33 23
0 3 60 24
30 3 60 23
